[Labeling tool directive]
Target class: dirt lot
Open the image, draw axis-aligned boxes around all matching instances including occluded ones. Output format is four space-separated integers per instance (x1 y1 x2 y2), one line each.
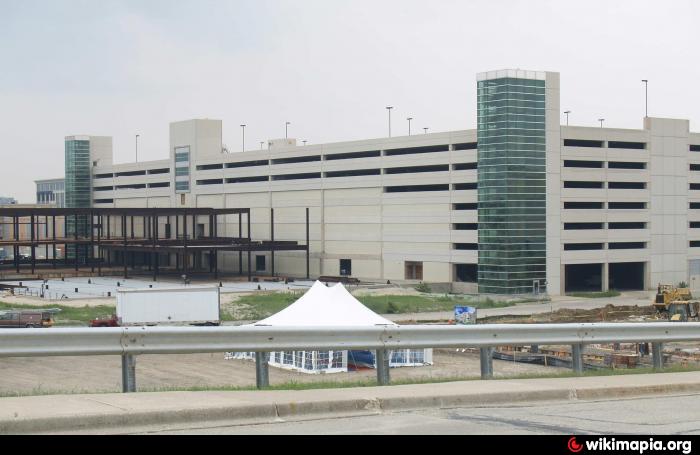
0 350 565 395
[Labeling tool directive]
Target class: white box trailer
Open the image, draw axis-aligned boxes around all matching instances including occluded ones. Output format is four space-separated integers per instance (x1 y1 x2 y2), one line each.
116 286 221 326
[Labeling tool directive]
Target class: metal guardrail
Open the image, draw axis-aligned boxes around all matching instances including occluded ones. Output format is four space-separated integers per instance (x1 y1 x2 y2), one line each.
0 322 697 392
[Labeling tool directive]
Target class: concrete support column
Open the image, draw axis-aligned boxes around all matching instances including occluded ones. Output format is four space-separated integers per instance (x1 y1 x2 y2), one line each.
479 347 494 379
376 349 390 385
255 352 270 389
602 263 609 292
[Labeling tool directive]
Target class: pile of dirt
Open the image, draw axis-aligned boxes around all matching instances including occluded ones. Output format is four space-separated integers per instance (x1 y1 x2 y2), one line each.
481 304 658 324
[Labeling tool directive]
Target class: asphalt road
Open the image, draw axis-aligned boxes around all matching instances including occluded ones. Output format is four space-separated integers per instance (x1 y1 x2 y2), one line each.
143 393 700 435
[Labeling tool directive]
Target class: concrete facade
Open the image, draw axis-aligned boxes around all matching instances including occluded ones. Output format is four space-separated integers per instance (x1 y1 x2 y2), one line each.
51 71 700 295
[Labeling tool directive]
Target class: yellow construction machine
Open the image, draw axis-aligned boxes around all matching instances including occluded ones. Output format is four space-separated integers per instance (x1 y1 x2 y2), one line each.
653 284 700 321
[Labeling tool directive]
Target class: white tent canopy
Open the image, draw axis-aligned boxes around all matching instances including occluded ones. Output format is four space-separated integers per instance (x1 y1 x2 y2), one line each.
254 281 395 327
226 281 432 373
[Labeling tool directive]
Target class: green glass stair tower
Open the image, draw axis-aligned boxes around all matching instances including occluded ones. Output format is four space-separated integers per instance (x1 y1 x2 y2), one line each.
477 71 547 294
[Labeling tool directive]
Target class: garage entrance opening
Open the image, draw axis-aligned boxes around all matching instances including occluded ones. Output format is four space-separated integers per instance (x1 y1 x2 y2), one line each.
609 262 645 291
565 263 602 293
455 264 477 282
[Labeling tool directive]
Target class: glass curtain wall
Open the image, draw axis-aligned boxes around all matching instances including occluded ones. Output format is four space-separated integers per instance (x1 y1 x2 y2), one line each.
477 77 546 294
65 139 91 261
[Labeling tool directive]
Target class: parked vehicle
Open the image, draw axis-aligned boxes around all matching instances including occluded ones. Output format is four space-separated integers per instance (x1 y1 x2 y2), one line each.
91 286 221 327
89 314 119 327
0 310 54 328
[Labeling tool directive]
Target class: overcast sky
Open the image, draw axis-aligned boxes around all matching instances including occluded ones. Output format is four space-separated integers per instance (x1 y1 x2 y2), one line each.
1 0 698 202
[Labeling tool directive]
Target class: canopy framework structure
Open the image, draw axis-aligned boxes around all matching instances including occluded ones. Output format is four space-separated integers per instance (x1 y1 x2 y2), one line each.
227 281 432 374
0 207 310 281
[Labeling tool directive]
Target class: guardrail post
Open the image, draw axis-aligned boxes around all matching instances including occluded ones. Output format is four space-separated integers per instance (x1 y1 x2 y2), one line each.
479 347 493 379
376 349 390 385
121 354 136 393
652 342 664 370
571 344 584 374
255 352 269 389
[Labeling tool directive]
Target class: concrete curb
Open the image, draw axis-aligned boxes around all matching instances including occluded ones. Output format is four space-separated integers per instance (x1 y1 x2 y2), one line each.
3 374 700 434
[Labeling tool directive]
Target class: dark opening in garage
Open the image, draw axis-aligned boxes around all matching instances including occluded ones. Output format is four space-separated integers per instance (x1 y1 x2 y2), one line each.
455 264 477 282
565 263 602 293
609 262 645 291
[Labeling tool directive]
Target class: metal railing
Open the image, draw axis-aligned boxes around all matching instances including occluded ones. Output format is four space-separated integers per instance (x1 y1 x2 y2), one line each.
0 322 698 392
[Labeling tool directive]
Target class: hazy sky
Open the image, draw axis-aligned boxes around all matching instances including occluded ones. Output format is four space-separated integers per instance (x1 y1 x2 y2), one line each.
1 0 699 202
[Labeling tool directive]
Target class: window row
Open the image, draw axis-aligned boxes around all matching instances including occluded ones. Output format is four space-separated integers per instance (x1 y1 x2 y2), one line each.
564 202 647 209
564 181 646 189
563 139 646 149
563 160 646 169
564 242 646 251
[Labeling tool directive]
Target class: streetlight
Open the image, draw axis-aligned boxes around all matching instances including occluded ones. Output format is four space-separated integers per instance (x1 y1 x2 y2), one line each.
302 140 307 146
240 124 246 152
285 121 291 139
407 117 413 136
260 141 265 150
564 110 571 126
135 134 139 162
423 127 429 134
598 118 605 128
642 79 648 117
386 106 393 137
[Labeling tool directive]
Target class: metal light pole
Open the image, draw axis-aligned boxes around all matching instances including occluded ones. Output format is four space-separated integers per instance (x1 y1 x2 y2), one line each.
285 122 290 139
135 134 139 162
564 110 571 126
407 117 413 136
303 140 307 146
642 79 648 117
386 106 393 137
240 124 246 152
598 118 605 128
260 141 264 150
423 127 429 134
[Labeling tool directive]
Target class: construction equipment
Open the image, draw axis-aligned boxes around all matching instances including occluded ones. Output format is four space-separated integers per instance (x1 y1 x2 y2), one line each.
653 283 700 321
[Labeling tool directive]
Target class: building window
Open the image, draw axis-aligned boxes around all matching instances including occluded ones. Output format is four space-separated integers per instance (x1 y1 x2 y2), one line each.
564 243 604 251
564 160 603 168
340 259 352 276
608 141 646 150
608 161 646 169
564 181 603 189
564 202 604 209
405 261 423 280
563 139 603 148
256 255 266 272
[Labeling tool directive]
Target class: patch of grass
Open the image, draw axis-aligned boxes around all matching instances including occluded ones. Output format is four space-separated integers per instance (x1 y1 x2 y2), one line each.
232 293 517 320
0 301 115 326
566 291 621 298
414 282 432 293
